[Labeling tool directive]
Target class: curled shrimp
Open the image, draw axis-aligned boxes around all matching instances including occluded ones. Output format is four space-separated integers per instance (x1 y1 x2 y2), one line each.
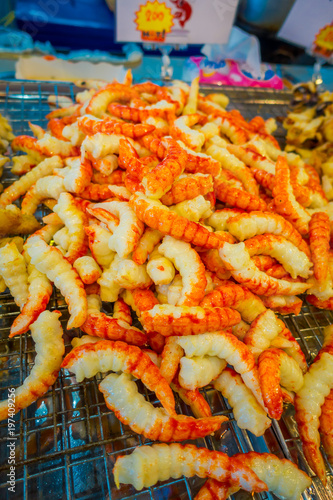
0 311 64 421
78 183 131 201
92 168 125 185
198 249 231 280
158 235 207 306
21 175 66 215
319 389 333 465
200 280 266 323
226 211 311 258
170 114 206 151
60 157 93 194
218 115 249 144
81 294 146 346
171 378 212 418
132 227 163 265
141 304 241 337
295 352 333 485
53 192 88 264
90 153 118 176
11 135 46 162
73 256 102 284
0 156 63 207
227 144 276 174
175 332 264 408
10 261 53 337
214 178 267 211
92 200 144 258
179 356 227 390
99 372 227 441
273 156 310 235
141 137 188 199
160 173 213 206
0 242 29 309
108 101 175 122
243 309 283 358
85 83 137 117
159 337 185 384
218 242 311 296
178 142 221 176
214 367 271 437
206 143 259 195
260 294 303 316
113 443 267 492
84 224 115 268
146 248 176 285
309 211 330 283
258 348 304 420
61 340 175 415
129 193 226 250
113 297 132 325
77 115 155 138
25 233 87 329
244 234 312 279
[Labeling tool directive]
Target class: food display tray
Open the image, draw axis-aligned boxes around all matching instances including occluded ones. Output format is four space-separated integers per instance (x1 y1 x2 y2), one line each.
0 80 332 500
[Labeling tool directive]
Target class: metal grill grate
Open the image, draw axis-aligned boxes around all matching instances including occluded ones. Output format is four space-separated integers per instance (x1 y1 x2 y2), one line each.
0 81 332 500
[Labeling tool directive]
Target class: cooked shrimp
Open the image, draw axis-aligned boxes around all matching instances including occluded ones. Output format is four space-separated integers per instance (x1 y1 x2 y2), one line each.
10 262 53 337
160 173 213 206
170 114 206 151
206 144 259 195
141 137 187 199
92 200 144 258
81 295 146 346
258 348 304 420
99 372 227 441
21 175 65 215
0 156 63 207
85 83 136 117
226 211 311 258
200 280 266 323
0 311 64 421
61 340 175 415
113 257 152 290
319 389 333 465
26 234 87 329
179 356 227 390
273 156 311 235
214 178 267 211
141 304 241 337
113 297 132 325
175 332 264 408
97 255 122 302
227 144 276 174
177 142 221 176
309 212 330 283
219 242 311 296
146 248 176 285
132 227 163 265
198 249 231 280
78 115 155 138
73 256 102 284
260 294 303 316
0 242 29 309
295 352 333 485
158 235 206 306
81 133 148 160
170 194 212 222
113 443 267 492
129 193 225 250
214 367 271 436
171 379 212 418
84 224 115 268
194 480 238 500
78 183 131 201
60 157 93 194
159 337 185 384
244 234 312 279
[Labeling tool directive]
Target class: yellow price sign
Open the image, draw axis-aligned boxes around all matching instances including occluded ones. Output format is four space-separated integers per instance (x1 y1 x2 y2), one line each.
135 1 174 42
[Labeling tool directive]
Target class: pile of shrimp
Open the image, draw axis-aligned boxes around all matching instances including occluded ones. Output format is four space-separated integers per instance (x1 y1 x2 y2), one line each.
3 71 333 496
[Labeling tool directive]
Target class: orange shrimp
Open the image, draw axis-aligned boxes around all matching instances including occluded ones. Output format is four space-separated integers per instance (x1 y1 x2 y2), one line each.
11 135 46 162
89 154 118 176
260 294 303 315
219 241 311 296
227 144 275 174
251 168 275 192
141 305 241 336
219 115 250 144
171 378 212 418
132 227 163 265
86 84 137 117
272 156 310 235
181 146 221 177
47 115 77 140
9 265 53 337
129 193 227 250
195 480 238 500
226 211 311 258
78 183 130 201
198 249 232 280
92 169 125 185
99 372 227 442
77 116 155 139
319 389 333 465
61 340 175 415
252 255 290 279
258 348 304 419
113 298 132 325
138 134 166 159
306 294 333 310
108 102 174 122
279 326 307 373
81 312 147 346
118 138 152 180
170 113 206 151
160 174 213 206
113 443 268 493
304 163 328 207
160 337 184 384
309 212 330 283
200 281 266 323
141 137 188 199
214 179 267 211
46 103 81 120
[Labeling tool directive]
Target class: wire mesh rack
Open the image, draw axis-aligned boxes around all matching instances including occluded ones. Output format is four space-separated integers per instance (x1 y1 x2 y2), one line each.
0 80 332 500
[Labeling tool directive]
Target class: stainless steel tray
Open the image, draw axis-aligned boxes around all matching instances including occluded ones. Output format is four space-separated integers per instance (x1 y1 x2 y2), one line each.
0 81 332 500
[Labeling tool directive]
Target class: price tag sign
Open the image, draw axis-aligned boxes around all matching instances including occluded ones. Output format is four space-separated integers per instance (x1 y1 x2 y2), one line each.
278 0 333 60
116 0 239 45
